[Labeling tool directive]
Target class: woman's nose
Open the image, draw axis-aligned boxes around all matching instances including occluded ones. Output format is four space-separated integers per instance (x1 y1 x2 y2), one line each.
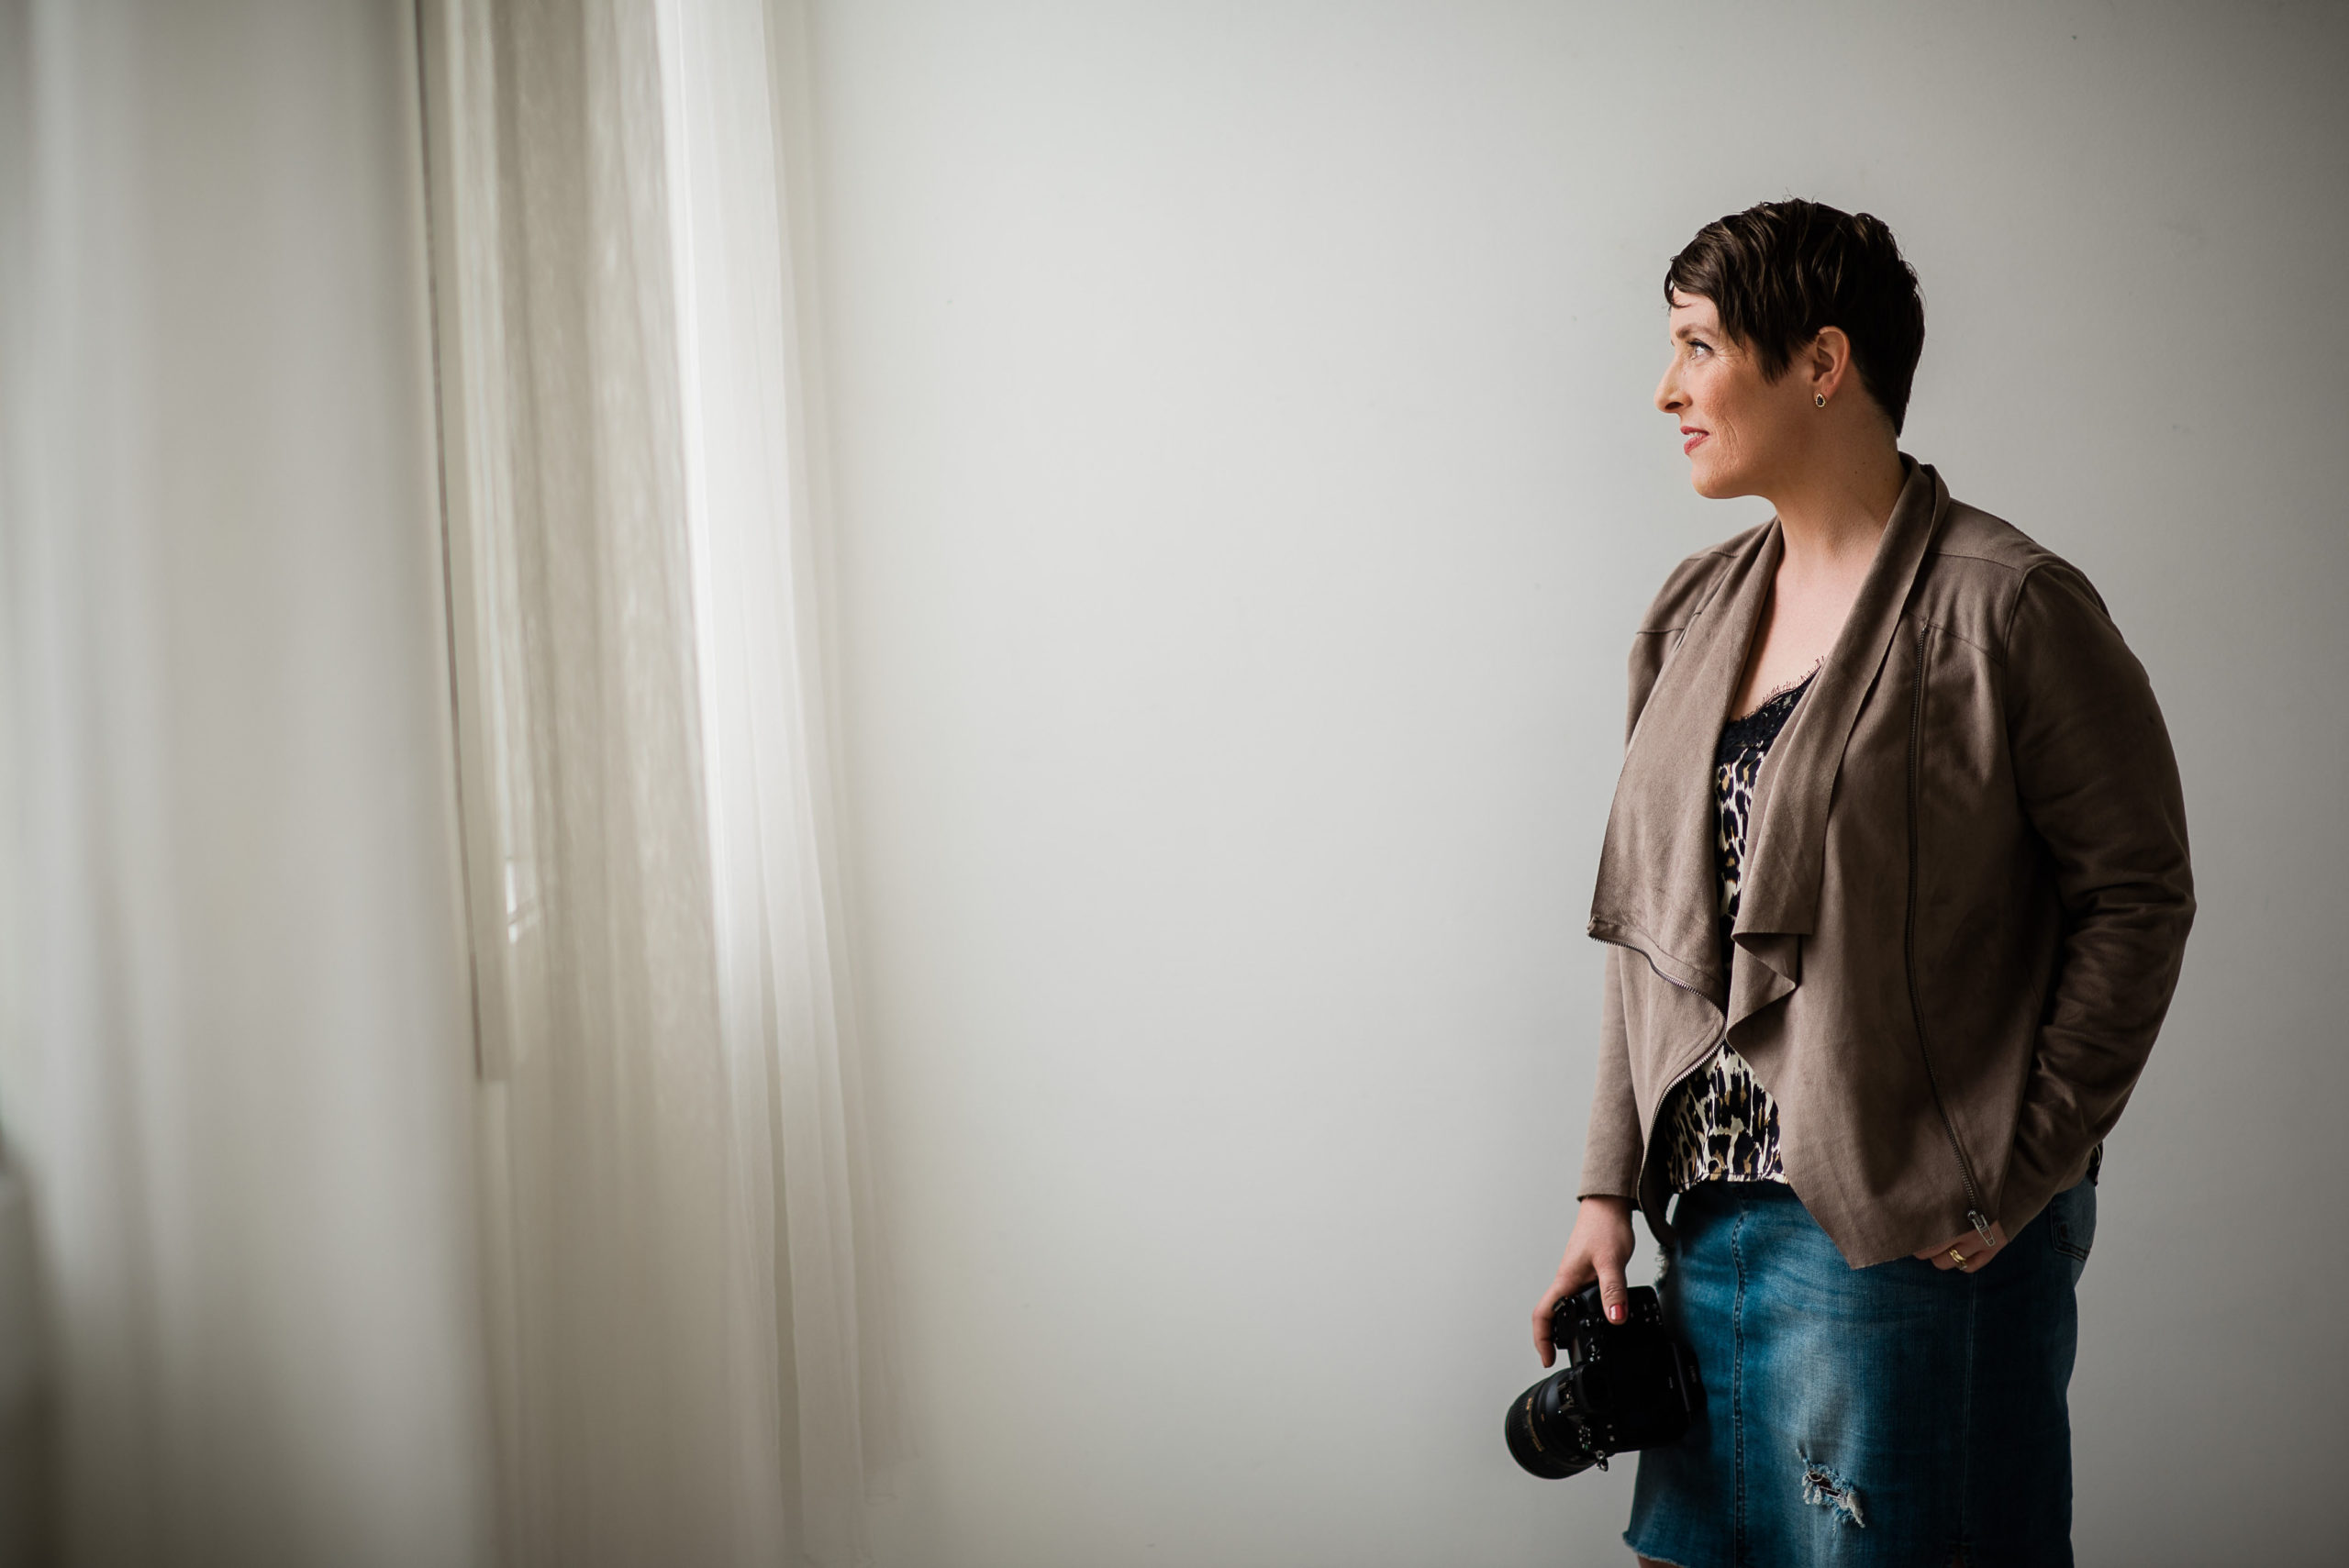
1654 366 1683 415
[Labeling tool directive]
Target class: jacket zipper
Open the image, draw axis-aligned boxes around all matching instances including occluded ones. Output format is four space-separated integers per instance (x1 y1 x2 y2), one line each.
1905 621 1999 1250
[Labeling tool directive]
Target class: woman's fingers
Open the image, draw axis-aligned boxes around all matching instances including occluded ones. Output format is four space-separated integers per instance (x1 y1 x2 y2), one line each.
1913 1221 2013 1271
1532 1265 1586 1366
1534 1242 1609 1363
1531 1282 1566 1366
1537 1199 1639 1362
1595 1256 1630 1324
1964 1221 2011 1272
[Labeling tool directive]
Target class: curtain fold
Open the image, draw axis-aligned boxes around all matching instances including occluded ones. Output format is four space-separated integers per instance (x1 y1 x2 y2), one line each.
417 1 901 1562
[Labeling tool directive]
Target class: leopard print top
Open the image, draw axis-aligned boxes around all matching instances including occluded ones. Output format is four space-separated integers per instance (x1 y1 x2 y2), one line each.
1662 665 1818 1192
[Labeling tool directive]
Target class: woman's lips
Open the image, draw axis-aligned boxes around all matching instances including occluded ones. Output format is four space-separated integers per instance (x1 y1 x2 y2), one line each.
1682 429 1709 455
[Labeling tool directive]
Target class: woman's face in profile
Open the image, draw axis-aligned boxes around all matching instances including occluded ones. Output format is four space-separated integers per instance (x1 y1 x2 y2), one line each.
1653 289 1809 499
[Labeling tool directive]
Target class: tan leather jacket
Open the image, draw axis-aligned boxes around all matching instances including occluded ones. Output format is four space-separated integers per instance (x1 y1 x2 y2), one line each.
1577 458 2194 1267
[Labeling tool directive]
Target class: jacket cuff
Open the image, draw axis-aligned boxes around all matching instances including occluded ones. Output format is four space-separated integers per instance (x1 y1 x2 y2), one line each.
1580 949 1646 1204
1576 1109 1644 1204
1996 1129 2100 1241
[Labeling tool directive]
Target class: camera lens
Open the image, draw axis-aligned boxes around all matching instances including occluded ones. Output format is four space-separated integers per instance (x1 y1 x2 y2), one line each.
1504 1371 1599 1480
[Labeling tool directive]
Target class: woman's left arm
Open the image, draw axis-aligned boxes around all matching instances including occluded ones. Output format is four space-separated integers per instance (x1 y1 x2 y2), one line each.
1922 559 2197 1273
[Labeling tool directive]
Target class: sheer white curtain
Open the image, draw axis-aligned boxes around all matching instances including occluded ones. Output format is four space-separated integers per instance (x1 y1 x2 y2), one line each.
417 0 901 1562
0 3 496 1564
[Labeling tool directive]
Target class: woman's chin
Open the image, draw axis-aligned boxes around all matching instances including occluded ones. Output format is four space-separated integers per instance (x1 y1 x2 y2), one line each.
1688 463 1744 500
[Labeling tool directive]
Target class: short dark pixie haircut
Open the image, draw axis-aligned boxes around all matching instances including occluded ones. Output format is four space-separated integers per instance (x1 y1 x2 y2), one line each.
1664 199 1926 435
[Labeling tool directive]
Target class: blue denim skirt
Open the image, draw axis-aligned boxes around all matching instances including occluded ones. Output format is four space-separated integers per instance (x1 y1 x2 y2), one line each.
1626 1178 2096 1568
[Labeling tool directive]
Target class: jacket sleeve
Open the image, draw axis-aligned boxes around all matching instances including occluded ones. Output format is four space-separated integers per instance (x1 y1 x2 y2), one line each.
1577 947 1644 1201
1997 560 2196 1233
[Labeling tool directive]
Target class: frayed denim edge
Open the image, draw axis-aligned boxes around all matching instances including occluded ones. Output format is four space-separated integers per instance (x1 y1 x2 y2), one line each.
1797 1447 1867 1528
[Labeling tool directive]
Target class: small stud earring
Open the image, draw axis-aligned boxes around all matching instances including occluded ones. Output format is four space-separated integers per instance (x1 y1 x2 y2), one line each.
1815 393 1827 408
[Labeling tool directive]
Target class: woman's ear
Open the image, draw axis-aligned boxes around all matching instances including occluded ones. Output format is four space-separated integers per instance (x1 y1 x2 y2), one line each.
1809 326 1854 404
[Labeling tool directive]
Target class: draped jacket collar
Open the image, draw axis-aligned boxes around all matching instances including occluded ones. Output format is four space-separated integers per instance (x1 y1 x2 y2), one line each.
1588 459 1951 1032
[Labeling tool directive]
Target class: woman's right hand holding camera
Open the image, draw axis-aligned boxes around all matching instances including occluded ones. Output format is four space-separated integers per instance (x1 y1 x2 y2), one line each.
1531 1195 1636 1366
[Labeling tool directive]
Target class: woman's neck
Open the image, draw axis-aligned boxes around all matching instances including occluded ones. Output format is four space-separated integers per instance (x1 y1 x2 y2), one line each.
1767 445 1909 579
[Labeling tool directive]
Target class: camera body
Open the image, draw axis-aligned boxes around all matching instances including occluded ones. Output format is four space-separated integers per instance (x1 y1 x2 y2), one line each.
1505 1282 1702 1479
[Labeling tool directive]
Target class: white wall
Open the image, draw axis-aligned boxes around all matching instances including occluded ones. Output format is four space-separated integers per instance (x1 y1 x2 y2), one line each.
809 4 2348 1564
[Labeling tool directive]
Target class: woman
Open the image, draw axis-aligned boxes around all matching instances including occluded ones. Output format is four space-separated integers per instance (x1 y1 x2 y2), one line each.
1531 201 2194 1567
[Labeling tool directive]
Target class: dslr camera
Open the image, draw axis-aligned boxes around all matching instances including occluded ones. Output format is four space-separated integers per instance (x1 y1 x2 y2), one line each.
1505 1281 1702 1479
